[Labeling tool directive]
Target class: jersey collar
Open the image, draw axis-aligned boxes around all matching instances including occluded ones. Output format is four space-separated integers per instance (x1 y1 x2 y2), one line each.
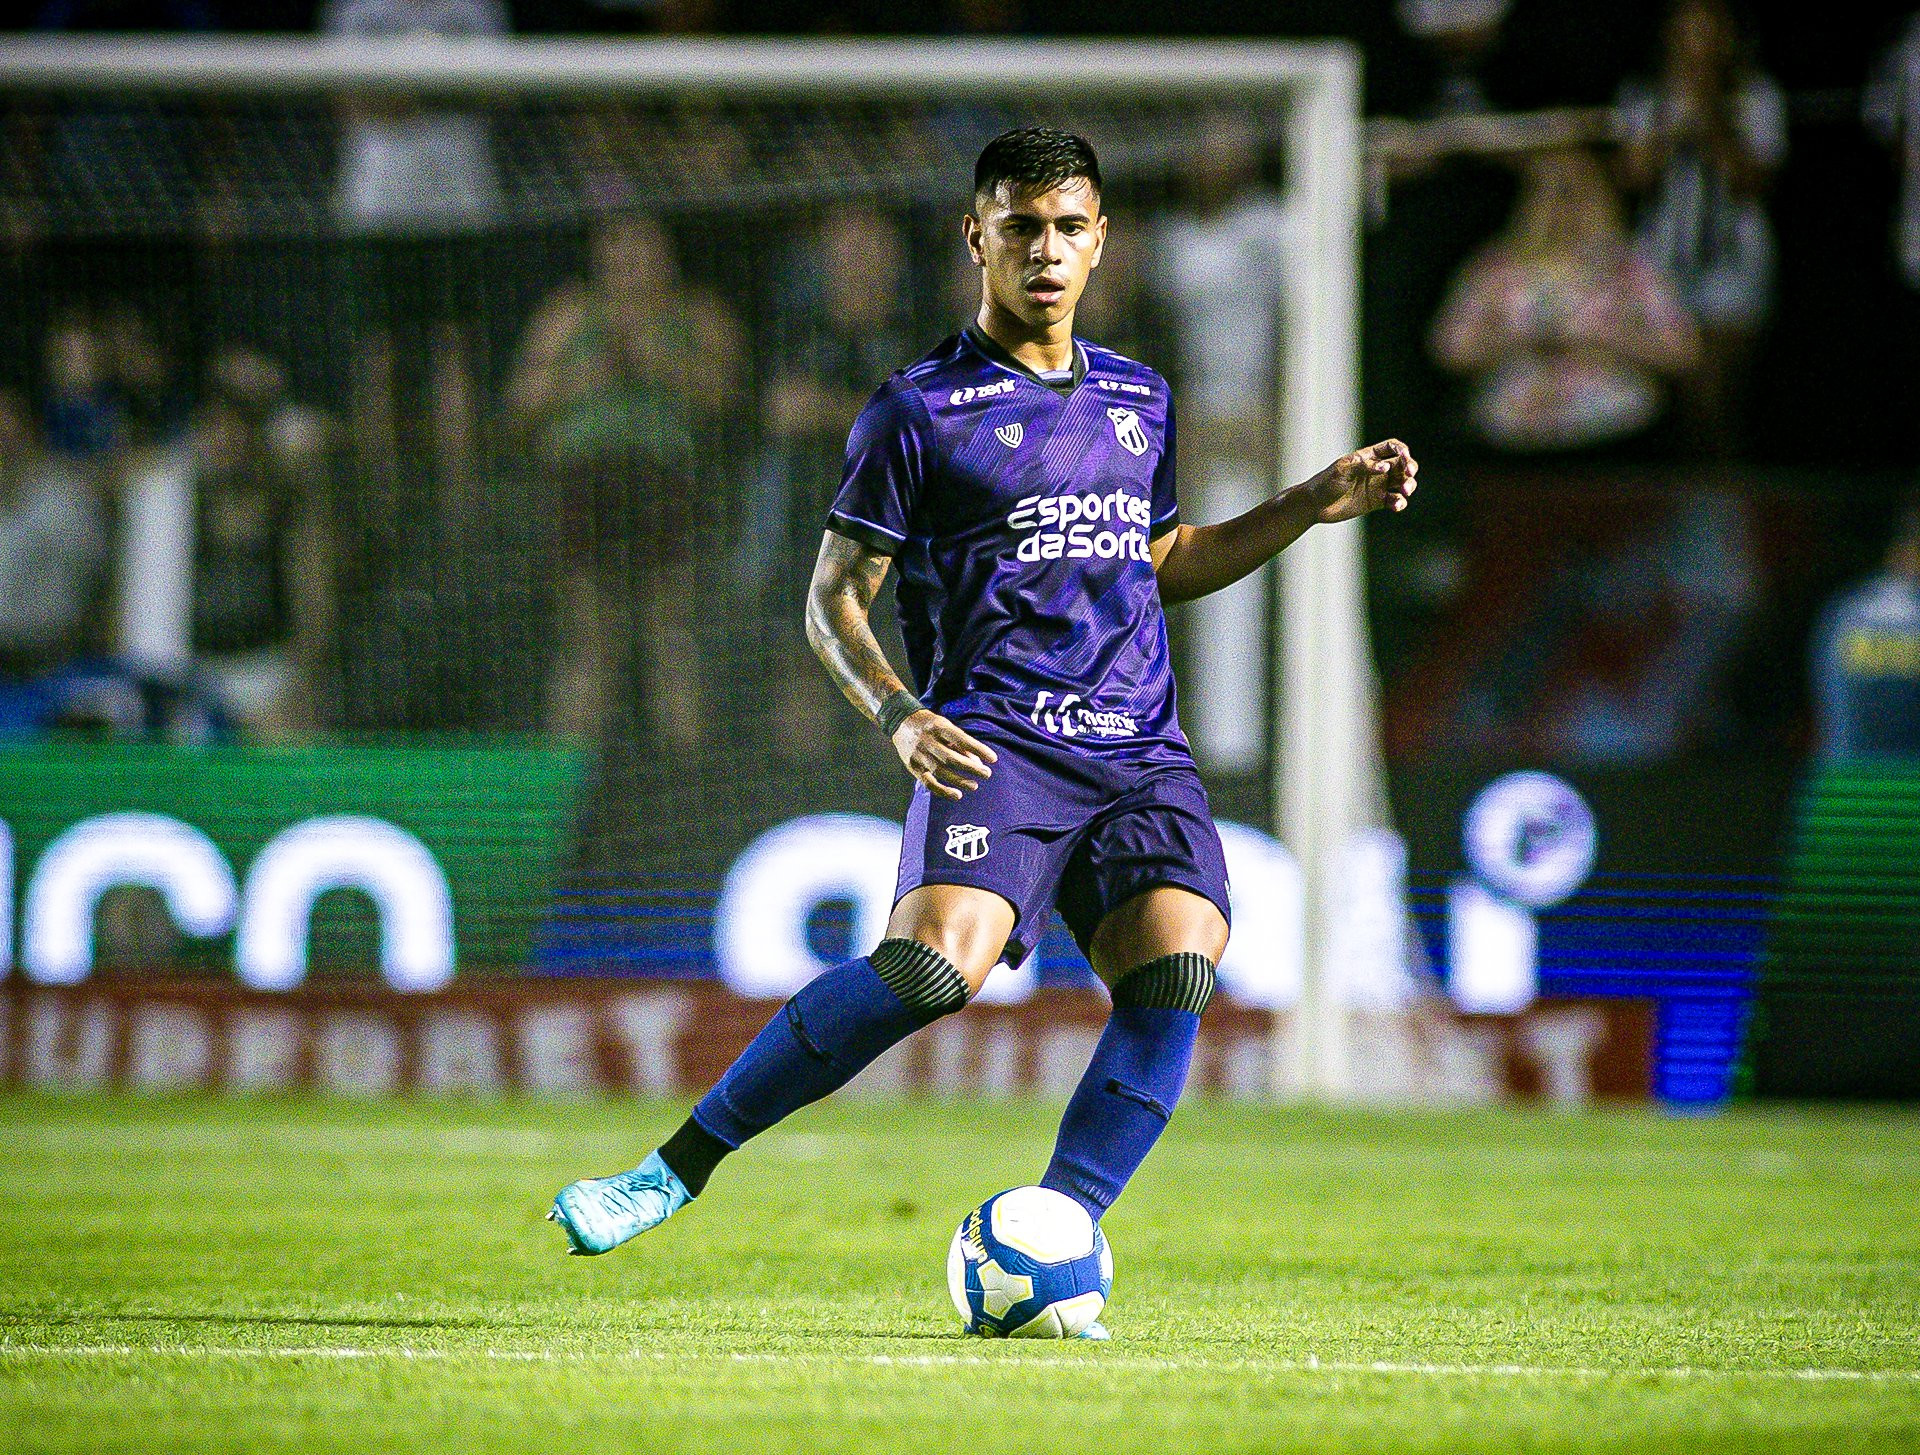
962 323 1087 396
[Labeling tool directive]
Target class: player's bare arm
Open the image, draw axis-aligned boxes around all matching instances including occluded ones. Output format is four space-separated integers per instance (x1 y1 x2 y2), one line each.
804 529 997 802
1150 438 1419 604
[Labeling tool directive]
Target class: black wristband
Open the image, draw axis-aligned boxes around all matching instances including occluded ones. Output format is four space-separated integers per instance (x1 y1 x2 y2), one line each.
877 689 925 740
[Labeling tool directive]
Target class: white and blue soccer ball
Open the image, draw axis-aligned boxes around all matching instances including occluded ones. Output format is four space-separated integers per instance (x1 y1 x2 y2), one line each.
947 1186 1113 1338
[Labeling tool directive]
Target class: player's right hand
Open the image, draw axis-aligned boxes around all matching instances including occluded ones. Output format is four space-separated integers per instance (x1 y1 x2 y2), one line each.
892 711 998 800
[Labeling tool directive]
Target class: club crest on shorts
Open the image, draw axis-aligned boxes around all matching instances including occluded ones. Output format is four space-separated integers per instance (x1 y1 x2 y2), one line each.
995 422 1023 449
944 824 990 862
1106 406 1149 457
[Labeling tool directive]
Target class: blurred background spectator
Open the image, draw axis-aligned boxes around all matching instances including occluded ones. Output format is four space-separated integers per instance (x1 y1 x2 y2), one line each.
39 303 190 463
750 206 915 750
1150 111 1295 773
504 210 742 751
40 309 123 461
1430 147 1698 454
1812 492 1920 760
114 345 336 741
322 0 506 235
1614 0 1785 458
321 0 507 514
1396 0 1510 118
1866 11 1920 293
0 387 105 703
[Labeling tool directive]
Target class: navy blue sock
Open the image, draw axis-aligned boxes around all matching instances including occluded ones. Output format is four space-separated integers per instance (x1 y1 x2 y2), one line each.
1041 953 1216 1219
685 939 970 1158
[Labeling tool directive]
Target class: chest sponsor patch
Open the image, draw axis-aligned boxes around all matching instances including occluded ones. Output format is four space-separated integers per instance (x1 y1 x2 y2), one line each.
995 422 1023 449
1005 489 1152 564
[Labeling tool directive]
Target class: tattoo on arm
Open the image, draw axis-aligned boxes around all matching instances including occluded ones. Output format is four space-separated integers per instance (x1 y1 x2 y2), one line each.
805 531 907 723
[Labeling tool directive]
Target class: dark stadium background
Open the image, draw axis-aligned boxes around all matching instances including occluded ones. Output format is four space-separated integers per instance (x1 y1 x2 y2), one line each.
2 0 1917 1103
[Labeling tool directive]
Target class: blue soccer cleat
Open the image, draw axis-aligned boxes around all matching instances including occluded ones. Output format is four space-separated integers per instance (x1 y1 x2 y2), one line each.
1074 1321 1111 1341
547 1151 690 1256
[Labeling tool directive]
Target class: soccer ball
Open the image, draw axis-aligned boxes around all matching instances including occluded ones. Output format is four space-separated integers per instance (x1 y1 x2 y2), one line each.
946 1186 1113 1338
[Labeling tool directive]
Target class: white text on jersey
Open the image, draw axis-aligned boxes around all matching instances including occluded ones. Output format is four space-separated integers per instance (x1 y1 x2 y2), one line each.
951 378 1018 406
1006 490 1153 563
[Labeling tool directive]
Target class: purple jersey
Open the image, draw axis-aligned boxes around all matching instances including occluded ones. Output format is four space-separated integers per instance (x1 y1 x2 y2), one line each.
828 326 1190 766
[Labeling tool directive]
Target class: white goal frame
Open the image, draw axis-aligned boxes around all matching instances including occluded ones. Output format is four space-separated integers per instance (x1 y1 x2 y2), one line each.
0 35 1373 1100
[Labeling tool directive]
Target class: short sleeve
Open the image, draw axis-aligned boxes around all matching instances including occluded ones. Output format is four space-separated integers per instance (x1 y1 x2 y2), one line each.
1150 392 1179 538
826 376 931 555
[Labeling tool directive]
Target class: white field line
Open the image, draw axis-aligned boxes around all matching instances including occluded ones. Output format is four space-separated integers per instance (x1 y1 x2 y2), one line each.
1 1343 1917 1384
8 1124 1920 1179
12 1128 1920 1187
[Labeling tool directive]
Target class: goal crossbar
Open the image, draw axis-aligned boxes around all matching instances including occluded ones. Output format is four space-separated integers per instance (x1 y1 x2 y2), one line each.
0 36 1350 100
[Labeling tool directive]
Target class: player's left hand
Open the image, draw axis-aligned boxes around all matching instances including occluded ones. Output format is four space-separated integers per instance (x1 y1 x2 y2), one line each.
1304 439 1418 524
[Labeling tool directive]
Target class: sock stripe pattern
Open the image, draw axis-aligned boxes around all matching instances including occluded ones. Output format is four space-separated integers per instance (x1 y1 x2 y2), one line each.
692 944 967 1153
1109 951 1216 1014
869 937 971 1017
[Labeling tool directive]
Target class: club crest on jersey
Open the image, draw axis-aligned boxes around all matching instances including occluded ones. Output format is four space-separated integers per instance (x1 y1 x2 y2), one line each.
1107 406 1149 457
944 824 990 862
995 422 1024 449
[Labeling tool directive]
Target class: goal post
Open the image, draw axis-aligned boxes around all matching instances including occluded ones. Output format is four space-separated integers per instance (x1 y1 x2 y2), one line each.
0 34 1351 100
0 35 1371 1099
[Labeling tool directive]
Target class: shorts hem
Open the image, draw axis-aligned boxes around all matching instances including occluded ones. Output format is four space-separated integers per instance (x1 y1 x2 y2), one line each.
1062 872 1232 960
891 877 1033 965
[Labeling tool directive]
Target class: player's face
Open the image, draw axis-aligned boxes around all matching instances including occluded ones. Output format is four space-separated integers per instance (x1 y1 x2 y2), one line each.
965 178 1106 332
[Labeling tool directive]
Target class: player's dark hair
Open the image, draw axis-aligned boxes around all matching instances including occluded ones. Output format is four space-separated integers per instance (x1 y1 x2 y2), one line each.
973 126 1102 205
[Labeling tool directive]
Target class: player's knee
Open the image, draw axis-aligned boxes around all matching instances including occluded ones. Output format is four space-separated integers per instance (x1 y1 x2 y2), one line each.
1110 951 1216 1015
870 937 972 1019
884 891 1013 995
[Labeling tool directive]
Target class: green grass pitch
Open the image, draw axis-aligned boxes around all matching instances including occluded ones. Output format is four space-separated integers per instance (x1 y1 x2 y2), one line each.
1 1093 1917 1454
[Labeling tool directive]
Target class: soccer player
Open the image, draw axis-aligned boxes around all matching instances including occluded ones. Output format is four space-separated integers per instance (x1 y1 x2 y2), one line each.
548 128 1418 1318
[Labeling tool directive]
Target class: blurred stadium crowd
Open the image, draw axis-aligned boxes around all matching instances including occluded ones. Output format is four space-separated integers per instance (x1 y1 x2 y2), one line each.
1 0 1917 815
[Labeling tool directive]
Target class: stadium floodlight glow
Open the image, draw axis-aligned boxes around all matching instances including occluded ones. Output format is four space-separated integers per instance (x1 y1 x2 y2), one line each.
21 812 239 985
713 813 903 1001
235 815 455 993
1448 880 1540 1015
1213 822 1305 1010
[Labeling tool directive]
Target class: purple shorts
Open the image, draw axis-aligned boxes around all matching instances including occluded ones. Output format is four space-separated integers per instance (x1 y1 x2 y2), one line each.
894 732 1231 966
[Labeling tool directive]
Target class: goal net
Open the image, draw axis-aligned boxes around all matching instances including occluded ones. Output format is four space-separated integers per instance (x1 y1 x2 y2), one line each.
0 37 1379 1097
